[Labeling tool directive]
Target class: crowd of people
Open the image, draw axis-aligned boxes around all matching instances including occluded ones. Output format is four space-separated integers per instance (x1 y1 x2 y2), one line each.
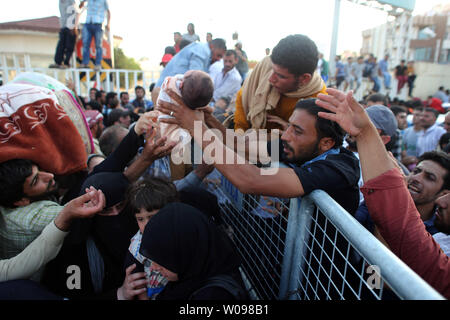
318 53 420 99
0 0 449 302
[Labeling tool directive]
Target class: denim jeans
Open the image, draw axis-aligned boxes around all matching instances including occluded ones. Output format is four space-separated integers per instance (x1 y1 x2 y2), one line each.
370 76 380 92
382 71 391 89
82 23 103 66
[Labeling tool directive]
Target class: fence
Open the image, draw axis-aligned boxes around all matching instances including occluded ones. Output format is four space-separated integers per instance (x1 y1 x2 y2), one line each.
0 55 159 99
205 170 445 300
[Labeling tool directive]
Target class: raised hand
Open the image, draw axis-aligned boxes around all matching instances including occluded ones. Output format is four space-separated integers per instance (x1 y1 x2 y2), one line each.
55 188 106 231
141 128 176 162
266 114 288 131
156 89 204 134
134 111 158 136
315 88 371 137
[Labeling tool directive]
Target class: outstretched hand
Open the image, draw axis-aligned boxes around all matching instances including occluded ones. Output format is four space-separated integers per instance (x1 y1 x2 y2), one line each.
134 111 159 136
156 89 204 134
56 188 106 231
315 88 371 137
141 127 176 162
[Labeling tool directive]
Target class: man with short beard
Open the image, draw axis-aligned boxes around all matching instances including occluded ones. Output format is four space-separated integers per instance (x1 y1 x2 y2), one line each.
407 151 450 234
209 50 242 103
233 34 327 132
0 159 61 260
416 107 446 157
157 96 360 299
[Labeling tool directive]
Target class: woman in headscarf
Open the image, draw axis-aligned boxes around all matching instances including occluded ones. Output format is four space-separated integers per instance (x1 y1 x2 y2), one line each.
140 202 247 300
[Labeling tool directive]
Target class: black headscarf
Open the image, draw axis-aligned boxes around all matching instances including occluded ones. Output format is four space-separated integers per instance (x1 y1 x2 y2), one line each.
80 172 129 208
139 202 241 300
178 187 224 225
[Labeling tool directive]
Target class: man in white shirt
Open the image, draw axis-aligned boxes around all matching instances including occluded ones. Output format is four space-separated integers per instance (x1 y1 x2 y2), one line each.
417 107 446 157
209 50 242 104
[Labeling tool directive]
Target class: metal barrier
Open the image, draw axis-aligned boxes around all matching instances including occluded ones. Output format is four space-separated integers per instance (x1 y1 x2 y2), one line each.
205 171 445 300
0 63 158 99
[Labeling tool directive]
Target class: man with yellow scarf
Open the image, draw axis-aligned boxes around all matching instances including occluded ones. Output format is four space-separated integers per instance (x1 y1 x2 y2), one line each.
234 34 327 132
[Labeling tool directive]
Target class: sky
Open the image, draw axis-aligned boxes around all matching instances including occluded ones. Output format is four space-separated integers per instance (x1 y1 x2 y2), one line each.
0 0 448 69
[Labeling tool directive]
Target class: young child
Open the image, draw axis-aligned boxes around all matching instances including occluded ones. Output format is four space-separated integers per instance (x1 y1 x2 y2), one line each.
122 177 179 300
149 70 214 146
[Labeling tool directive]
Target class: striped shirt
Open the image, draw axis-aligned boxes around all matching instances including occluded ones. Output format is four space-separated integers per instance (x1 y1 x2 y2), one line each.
416 123 446 157
0 201 63 259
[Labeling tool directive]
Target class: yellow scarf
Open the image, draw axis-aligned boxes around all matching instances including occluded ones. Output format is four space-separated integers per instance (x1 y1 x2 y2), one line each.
241 56 325 129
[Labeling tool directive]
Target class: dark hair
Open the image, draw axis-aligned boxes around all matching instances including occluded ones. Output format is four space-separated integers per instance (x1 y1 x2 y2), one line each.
106 92 118 107
107 109 128 126
424 107 439 118
218 96 231 106
95 90 104 101
86 100 102 113
0 159 33 207
418 151 450 190
149 83 155 92
366 93 388 106
120 91 129 99
77 95 86 109
294 98 344 147
164 46 176 55
135 85 145 95
99 124 129 156
210 38 226 51
390 105 407 116
126 176 178 215
271 34 318 76
439 86 444 91
225 49 237 59
181 72 214 109
439 133 450 150
179 39 191 50
174 32 181 36
90 88 99 94
87 154 106 168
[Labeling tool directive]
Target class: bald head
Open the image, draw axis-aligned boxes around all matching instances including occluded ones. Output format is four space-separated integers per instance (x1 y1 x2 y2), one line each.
445 112 450 132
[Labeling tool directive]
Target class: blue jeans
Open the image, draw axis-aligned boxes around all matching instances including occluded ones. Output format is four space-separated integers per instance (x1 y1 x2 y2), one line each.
82 23 103 66
370 76 380 92
382 71 391 89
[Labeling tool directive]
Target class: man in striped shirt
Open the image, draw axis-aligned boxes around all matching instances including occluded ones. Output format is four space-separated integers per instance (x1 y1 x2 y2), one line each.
416 107 446 157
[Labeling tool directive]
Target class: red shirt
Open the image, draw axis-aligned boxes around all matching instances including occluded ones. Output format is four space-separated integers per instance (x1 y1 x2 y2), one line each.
362 168 450 298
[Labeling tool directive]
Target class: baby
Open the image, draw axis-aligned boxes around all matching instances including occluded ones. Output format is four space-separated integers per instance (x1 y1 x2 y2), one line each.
150 70 214 146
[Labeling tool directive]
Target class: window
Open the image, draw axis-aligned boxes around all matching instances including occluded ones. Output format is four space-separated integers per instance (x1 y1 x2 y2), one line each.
414 47 432 61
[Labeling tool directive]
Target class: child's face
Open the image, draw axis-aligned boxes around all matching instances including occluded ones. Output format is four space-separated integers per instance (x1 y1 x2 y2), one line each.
136 208 159 233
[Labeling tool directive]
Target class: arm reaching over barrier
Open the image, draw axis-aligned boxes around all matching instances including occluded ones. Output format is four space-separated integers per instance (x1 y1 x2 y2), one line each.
316 88 450 299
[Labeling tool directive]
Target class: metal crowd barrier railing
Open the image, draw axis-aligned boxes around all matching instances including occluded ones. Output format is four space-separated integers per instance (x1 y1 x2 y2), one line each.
204 170 445 300
0 65 158 99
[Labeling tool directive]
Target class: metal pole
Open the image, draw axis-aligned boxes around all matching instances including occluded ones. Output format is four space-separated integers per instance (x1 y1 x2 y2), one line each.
329 0 341 81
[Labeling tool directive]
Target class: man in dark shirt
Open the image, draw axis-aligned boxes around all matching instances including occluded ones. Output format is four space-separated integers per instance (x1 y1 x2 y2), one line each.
157 95 360 298
158 96 361 213
395 60 408 95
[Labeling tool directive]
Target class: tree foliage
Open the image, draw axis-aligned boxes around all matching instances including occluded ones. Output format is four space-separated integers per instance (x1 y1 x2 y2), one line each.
113 47 142 85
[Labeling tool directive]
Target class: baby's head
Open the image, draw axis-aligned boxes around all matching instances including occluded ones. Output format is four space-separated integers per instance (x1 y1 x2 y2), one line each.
180 70 214 109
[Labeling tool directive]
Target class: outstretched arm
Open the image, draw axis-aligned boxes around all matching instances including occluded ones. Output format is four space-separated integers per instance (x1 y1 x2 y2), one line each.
0 189 105 281
155 90 303 197
315 88 395 181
